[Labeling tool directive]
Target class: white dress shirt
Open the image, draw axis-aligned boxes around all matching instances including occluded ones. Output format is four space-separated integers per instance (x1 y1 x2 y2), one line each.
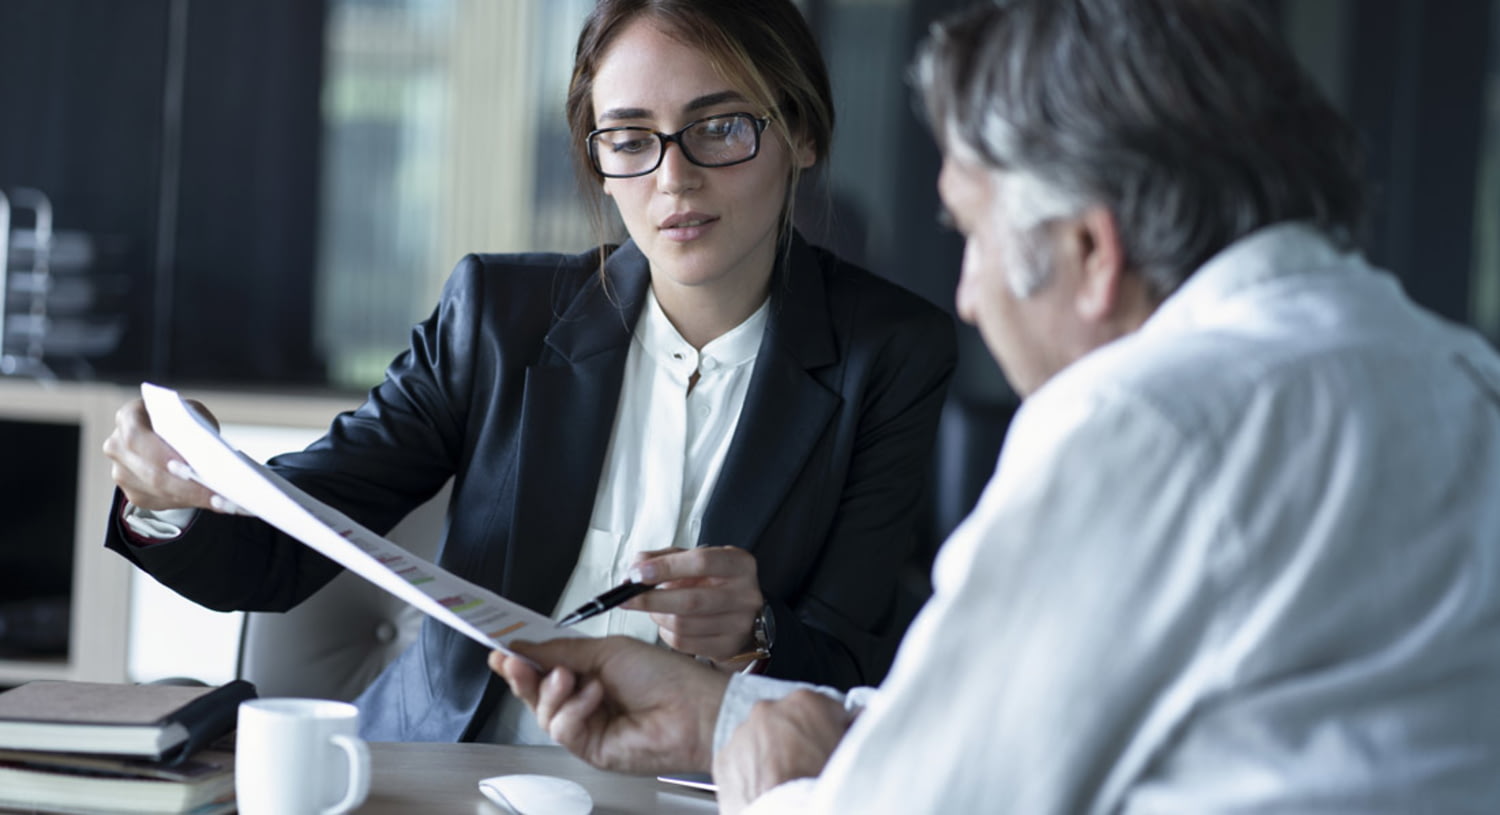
723 224 1500 813
550 288 767 639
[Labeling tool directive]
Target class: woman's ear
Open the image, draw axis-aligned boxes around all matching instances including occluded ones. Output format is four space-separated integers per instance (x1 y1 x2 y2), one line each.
782 120 817 170
794 137 817 170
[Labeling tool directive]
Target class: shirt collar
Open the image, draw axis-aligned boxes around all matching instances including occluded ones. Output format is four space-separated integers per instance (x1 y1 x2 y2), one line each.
635 287 770 371
1141 222 1364 337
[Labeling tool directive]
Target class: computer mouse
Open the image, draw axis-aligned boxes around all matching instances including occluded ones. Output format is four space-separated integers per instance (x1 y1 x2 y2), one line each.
478 773 593 815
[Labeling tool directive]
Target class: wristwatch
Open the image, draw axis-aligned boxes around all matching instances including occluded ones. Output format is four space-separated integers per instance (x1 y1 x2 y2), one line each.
699 604 776 670
748 602 775 661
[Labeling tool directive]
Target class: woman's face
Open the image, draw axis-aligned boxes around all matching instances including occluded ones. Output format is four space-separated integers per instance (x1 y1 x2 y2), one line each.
591 18 814 305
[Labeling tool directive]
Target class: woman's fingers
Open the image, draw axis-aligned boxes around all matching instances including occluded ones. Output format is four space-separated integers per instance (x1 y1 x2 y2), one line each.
621 547 764 662
629 583 761 617
629 546 757 584
649 608 753 638
103 398 224 511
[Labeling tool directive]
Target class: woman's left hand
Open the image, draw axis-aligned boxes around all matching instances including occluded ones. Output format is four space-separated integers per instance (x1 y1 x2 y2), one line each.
622 546 764 665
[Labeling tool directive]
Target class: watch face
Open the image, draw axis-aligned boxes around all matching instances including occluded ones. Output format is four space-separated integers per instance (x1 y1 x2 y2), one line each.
755 604 775 650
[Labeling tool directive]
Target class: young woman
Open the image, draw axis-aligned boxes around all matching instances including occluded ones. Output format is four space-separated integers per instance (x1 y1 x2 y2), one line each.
103 0 955 743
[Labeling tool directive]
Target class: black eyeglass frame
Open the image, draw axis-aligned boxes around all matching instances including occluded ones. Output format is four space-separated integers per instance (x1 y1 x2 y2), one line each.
586 112 773 179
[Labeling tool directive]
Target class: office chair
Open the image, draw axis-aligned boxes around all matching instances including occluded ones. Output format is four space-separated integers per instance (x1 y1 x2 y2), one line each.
235 481 452 701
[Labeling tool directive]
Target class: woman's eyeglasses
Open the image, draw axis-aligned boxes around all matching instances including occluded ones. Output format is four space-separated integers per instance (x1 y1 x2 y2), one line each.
587 113 772 178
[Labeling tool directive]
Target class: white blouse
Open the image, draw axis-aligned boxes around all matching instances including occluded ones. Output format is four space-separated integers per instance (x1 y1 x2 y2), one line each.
551 287 768 640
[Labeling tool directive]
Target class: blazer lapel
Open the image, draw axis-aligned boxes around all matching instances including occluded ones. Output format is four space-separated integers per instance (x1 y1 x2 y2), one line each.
503 243 651 614
700 236 840 553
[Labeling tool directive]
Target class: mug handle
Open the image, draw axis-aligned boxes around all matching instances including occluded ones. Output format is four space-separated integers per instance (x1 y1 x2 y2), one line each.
322 734 371 815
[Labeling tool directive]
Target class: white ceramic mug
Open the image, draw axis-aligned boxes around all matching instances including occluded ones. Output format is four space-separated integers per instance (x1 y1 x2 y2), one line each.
236 698 371 815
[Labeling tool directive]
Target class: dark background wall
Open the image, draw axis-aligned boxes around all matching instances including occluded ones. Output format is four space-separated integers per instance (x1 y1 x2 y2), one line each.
0 0 325 385
0 1 171 381
1345 0 1493 322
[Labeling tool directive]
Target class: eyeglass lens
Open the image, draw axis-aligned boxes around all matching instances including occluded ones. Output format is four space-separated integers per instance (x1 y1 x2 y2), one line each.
591 114 762 177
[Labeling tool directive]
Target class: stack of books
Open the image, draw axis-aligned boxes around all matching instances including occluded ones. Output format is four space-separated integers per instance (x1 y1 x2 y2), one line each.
0 678 256 814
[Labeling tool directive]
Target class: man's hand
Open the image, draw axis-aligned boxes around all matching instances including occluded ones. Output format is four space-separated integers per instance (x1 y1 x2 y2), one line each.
489 636 731 774
101 398 245 514
714 690 853 814
623 546 764 664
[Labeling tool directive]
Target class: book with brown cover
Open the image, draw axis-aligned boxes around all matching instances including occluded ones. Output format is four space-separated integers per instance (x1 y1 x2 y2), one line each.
0 679 255 762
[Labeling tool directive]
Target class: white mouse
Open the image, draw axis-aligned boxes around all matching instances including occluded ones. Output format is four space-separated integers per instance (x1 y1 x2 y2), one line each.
479 774 593 815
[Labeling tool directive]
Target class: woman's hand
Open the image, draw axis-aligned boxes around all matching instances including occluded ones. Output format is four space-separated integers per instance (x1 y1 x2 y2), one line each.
623 546 765 665
101 398 245 514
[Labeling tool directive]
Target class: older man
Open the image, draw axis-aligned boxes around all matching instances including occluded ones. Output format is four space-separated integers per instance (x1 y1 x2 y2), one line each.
492 0 1500 811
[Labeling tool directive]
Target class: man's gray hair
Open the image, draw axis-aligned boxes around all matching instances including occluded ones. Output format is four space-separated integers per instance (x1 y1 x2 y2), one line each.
913 0 1367 300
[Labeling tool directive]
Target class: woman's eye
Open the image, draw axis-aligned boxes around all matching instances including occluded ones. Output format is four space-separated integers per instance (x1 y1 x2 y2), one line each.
700 121 737 140
610 137 652 154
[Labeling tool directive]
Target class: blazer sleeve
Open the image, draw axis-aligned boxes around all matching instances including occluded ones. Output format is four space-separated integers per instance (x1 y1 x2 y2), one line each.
102 254 504 612
761 288 958 689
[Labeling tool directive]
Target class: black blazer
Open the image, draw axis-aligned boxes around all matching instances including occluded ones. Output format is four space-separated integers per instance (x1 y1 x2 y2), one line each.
107 233 957 741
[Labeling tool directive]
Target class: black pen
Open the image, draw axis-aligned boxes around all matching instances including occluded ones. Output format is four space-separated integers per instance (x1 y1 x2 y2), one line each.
557 580 657 627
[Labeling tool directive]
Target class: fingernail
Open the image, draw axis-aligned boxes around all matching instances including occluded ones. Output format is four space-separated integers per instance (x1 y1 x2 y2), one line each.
210 495 246 515
628 563 654 584
166 460 192 479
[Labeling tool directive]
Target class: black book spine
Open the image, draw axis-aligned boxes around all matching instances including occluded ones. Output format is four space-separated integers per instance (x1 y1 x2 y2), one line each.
159 679 257 765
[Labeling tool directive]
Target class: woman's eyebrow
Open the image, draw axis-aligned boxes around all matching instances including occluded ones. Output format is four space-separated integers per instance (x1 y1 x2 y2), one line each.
597 105 651 123
596 90 749 124
684 90 746 113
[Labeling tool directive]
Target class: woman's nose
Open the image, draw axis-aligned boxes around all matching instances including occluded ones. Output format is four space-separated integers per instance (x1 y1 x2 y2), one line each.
655 141 703 195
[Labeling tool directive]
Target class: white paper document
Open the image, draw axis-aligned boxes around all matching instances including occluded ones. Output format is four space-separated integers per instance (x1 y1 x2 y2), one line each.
140 382 576 655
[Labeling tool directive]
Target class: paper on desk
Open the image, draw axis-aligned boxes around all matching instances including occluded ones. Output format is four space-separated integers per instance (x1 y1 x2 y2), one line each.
140 382 575 655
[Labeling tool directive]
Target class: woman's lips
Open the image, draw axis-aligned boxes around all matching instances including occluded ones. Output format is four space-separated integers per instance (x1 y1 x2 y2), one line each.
660 214 719 242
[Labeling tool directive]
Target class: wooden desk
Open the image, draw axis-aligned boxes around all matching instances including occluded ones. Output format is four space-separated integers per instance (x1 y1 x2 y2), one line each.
360 742 718 814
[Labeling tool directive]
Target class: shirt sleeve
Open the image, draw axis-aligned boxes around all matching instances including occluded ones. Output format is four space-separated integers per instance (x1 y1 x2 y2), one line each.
121 503 199 541
713 673 855 756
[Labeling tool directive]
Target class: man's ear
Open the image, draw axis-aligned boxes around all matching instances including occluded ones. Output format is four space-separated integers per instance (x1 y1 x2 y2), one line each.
1072 206 1125 322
